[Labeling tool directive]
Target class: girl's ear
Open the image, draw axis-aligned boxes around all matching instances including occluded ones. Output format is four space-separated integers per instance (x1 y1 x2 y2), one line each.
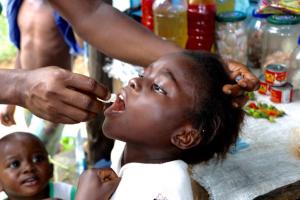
171 125 201 150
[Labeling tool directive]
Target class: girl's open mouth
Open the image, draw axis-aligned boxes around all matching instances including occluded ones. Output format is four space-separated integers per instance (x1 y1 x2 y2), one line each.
105 92 126 115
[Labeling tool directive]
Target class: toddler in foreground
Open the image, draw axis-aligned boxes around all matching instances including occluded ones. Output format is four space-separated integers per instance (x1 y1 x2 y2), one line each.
76 51 245 200
0 132 76 200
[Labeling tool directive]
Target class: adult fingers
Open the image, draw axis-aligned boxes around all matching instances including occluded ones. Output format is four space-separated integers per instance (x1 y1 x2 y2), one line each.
58 87 105 115
232 95 249 108
222 84 244 96
64 73 110 100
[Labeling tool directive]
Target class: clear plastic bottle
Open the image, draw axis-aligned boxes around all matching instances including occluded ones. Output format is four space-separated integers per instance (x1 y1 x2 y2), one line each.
261 15 300 70
186 0 216 51
153 0 188 48
142 0 155 30
75 130 87 175
288 35 300 99
246 0 258 17
216 11 247 64
246 10 270 68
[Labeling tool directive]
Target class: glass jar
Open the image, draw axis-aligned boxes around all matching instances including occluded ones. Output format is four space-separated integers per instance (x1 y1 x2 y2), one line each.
153 0 188 48
216 11 247 64
246 10 270 69
261 15 300 70
288 35 300 99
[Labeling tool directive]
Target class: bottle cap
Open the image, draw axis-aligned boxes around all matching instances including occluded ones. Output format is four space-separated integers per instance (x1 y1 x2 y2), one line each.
267 15 300 25
252 9 271 19
216 11 247 23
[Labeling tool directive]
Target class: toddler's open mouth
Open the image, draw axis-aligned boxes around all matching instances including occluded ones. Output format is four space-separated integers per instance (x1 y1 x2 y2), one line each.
21 175 39 186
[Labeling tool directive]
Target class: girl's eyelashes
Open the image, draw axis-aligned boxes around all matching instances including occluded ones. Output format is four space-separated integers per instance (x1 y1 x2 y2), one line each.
152 83 167 95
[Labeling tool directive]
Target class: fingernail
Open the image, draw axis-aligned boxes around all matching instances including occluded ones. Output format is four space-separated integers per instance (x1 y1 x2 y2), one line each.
227 90 232 95
233 102 239 108
235 75 243 82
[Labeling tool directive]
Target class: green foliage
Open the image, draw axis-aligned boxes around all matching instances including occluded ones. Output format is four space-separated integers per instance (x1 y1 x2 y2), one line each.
0 15 17 62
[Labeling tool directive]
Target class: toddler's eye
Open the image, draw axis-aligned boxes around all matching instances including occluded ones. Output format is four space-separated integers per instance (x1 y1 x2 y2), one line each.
9 160 20 169
138 73 144 78
32 155 46 164
153 83 167 95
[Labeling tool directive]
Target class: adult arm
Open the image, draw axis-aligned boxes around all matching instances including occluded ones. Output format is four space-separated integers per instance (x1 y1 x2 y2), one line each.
0 52 21 126
48 0 259 105
47 0 181 67
0 67 110 124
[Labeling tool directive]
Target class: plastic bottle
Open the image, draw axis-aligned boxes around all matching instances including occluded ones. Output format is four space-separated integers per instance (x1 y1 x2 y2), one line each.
142 0 155 30
216 0 235 13
288 35 300 99
75 130 87 175
246 0 258 17
234 0 249 13
153 0 188 48
186 0 216 51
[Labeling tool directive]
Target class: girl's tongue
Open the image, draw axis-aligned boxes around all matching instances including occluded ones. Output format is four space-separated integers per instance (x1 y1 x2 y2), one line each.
111 94 125 112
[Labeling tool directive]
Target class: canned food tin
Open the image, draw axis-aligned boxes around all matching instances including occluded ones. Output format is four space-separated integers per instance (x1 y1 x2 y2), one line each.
258 75 271 95
270 83 293 103
265 64 288 86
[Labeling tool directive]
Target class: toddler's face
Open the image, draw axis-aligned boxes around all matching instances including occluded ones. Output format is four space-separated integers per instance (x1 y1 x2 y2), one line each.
0 137 52 198
103 53 199 149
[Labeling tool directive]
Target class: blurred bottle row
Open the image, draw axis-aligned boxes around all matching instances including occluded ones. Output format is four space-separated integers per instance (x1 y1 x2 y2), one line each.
133 0 300 95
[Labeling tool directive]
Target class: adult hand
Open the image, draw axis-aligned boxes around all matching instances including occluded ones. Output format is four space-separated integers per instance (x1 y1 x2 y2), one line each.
223 60 259 107
17 67 110 124
0 105 16 126
76 168 121 200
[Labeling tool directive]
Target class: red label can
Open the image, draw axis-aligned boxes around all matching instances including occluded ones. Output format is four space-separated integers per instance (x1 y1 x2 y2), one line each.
265 64 288 86
258 75 271 95
270 83 293 103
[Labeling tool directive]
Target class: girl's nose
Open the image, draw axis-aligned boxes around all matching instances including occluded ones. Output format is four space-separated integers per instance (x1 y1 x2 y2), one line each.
128 77 141 91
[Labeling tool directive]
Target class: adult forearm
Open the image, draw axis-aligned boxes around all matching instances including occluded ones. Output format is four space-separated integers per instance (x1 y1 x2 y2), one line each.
48 0 181 67
0 69 25 105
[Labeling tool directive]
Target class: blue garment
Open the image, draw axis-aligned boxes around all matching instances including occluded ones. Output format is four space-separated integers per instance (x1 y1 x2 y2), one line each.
53 11 83 55
6 0 83 55
7 0 21 49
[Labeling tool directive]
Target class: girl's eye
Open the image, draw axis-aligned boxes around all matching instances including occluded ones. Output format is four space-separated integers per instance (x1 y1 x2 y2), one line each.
32 155 46 164
138 73 144 78
9 160 20 169
153 83 167 95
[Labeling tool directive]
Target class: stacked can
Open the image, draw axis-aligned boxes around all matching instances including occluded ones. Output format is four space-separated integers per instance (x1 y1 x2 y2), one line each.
259 64 293 103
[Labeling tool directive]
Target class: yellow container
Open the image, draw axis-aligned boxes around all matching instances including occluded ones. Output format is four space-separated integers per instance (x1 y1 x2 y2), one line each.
153 0 188 48
216 0 235 13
